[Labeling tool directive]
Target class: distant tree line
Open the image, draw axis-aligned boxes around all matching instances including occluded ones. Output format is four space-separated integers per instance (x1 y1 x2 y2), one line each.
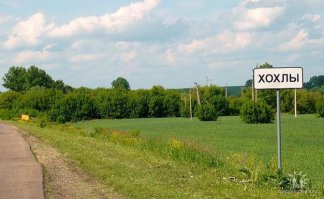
0 66 182 122
0 65 323 123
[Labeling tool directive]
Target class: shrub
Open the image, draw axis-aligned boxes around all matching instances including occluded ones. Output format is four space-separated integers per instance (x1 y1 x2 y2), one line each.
0 109 16 120
0 91 21 109
225 96 242 116
200 85 227 116
48 89 97 123
297 90 316 114
38 116 49 128
14 87 63 112
128 90 150 118
163 91 181 117
316 98 324 117
16 108 40 118
280 90 294 113
240 100 274 124
196 103 218 121
149 86 165 117
180 100 190 118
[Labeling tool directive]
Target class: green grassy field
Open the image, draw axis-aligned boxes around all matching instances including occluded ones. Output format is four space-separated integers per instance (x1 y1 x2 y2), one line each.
76 115 324 182
11 114 324 198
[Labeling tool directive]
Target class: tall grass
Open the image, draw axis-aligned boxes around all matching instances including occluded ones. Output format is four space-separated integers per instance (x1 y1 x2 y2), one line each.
89 127 224 169
76 115 324 189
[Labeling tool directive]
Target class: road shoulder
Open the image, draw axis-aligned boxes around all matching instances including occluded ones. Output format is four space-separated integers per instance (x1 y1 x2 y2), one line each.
16 126 125 199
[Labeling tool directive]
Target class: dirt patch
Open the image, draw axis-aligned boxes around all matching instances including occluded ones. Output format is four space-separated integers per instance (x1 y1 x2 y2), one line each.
19 129 125 199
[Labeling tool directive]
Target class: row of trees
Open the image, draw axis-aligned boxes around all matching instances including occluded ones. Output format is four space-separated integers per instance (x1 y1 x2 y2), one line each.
0 65 323 123
0 86 181 123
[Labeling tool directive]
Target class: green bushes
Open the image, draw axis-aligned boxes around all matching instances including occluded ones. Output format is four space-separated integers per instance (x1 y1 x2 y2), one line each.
96 89 130 119
225 96 242 116
297 90 317 114
48 89 97 123
1 77 323 123
316 98 324 117
128 90 150 118
0 109 16 120
0 86 181 123
240 100 275 124
0 91 21 109
180 85 227 118
196 103 218 121
163 91 181 117
15 87 63 112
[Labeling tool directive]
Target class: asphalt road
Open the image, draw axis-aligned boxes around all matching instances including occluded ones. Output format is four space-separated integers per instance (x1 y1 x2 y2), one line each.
0 123 44 199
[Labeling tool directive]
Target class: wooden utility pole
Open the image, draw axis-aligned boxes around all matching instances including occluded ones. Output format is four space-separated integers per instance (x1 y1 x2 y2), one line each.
254 64 259 102
252 79 254 101
225 84 228 98
294 89 297 118
189 90 193 120
194 82 201 105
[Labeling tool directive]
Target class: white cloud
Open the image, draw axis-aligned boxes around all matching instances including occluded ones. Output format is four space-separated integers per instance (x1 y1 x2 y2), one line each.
48 0 160 37
217 30 251 50
4 13 53 49
279 29 309 51
166 49 176 64
14 46 52 64
175 30 251 55
48 16 99 37
234 7 285 30
120 51 137 63
4 0 160 50
177 39 207 54
302 14 321 22
165 30 252 66
1 0 324 89
70 53 104 62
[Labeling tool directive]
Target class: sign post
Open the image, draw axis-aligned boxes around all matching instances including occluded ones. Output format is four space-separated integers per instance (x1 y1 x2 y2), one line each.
253 67 303 171
276 90 282 170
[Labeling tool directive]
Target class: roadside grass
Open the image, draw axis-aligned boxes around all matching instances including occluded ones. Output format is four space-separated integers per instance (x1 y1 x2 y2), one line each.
76 114 324 189
8 114 323 198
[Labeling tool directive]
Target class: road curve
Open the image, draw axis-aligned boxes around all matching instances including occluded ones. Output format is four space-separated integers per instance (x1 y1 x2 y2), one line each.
0 123 44 199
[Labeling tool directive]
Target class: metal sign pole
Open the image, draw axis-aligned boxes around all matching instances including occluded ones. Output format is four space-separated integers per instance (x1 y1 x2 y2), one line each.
276 90 282 171
253 67 303 173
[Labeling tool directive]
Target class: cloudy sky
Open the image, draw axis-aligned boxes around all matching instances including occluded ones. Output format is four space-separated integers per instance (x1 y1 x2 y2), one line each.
0 0 323 90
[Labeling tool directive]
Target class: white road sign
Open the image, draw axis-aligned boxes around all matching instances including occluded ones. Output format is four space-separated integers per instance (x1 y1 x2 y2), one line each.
253 67 303 89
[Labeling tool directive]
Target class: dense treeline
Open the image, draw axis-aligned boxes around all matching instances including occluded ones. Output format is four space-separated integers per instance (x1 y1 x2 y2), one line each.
0 65 324 123
0 86 181 122
1 84 322 123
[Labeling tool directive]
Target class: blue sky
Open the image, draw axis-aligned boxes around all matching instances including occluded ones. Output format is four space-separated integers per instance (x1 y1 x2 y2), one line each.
0 0 323 90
